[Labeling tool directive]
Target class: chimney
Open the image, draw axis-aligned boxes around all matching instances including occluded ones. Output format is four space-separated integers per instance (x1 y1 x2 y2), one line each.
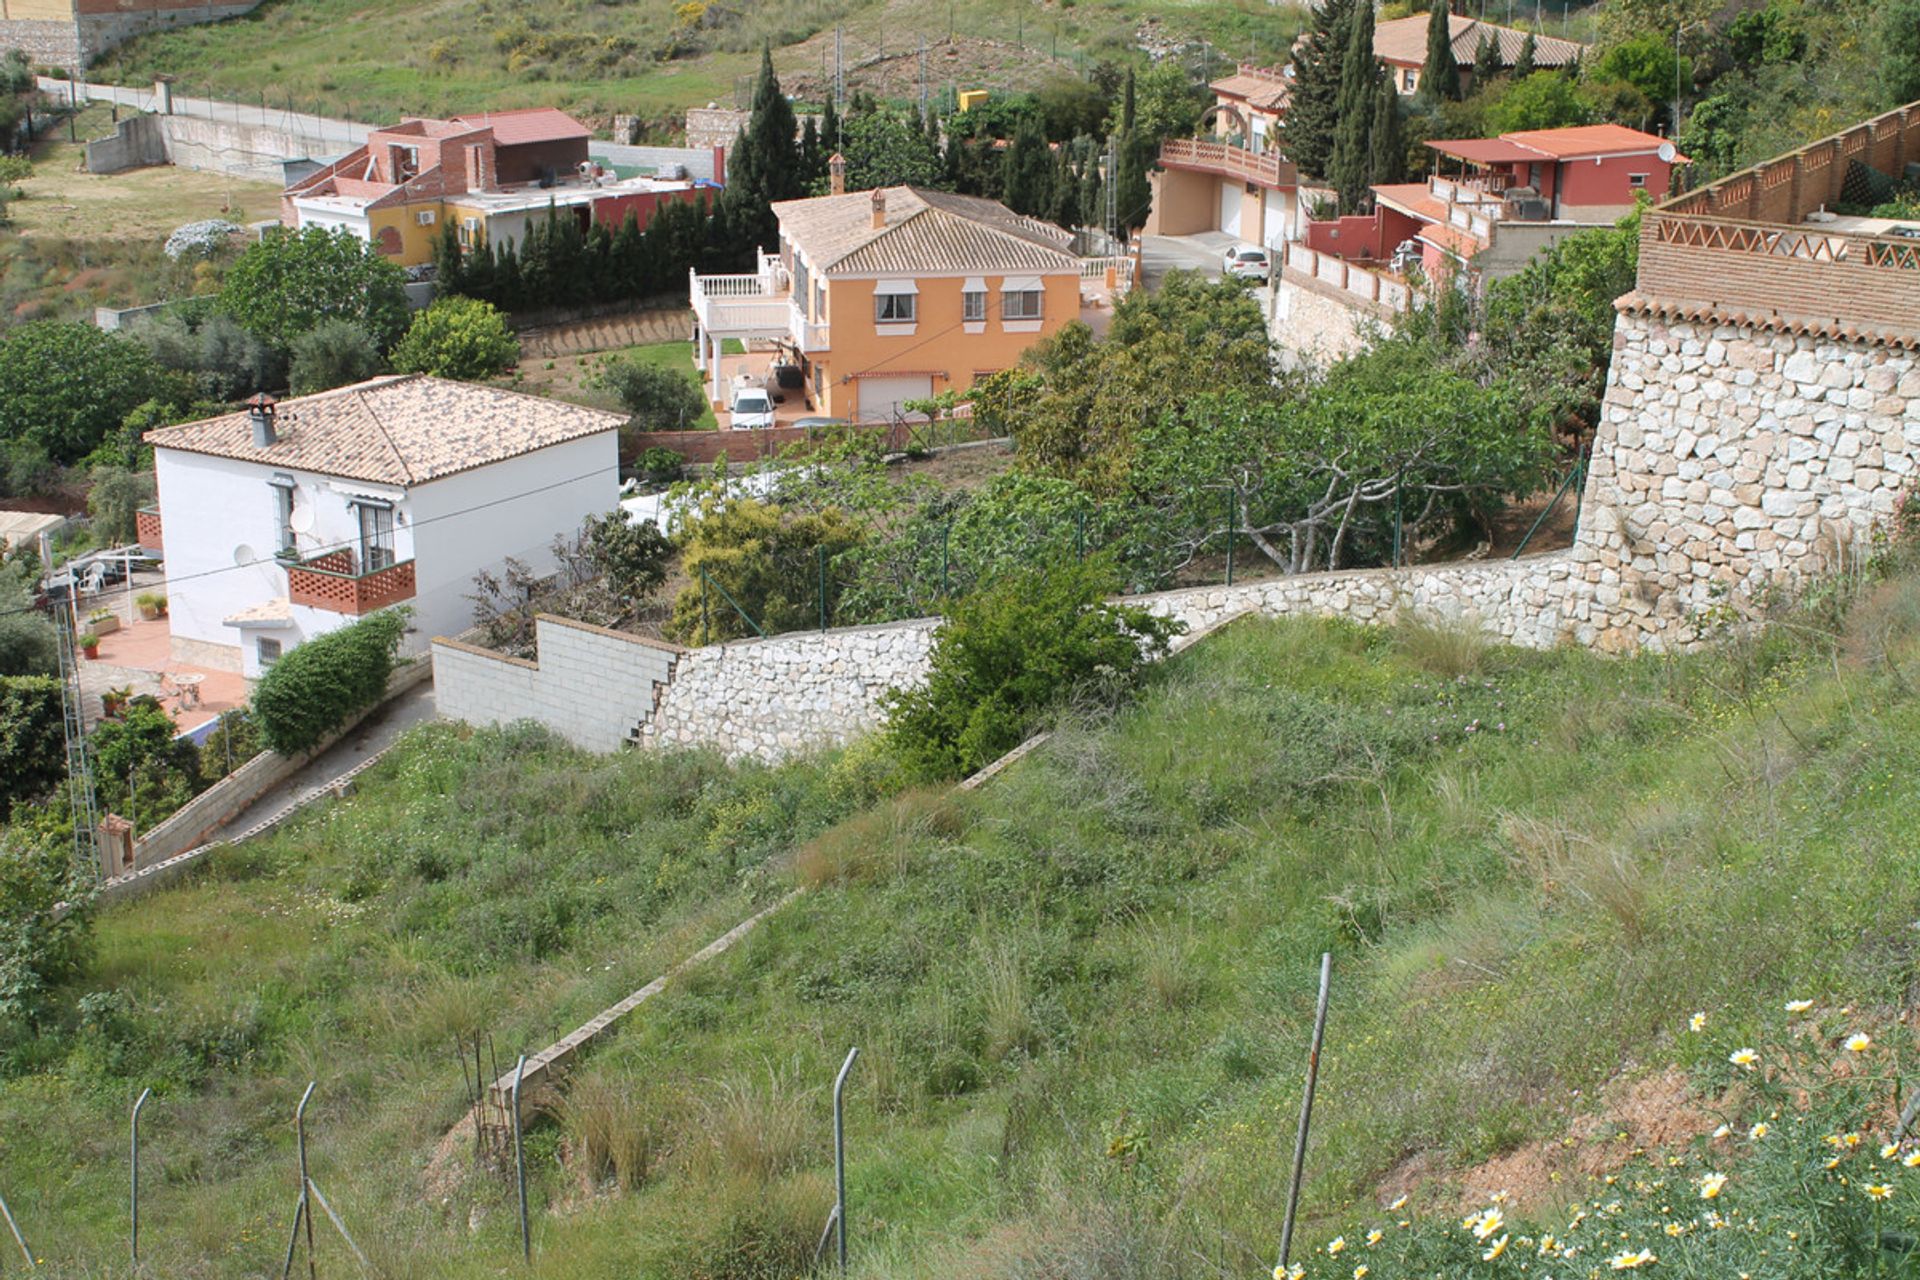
829 151 846 196
870 187 886 230
247 393 279 448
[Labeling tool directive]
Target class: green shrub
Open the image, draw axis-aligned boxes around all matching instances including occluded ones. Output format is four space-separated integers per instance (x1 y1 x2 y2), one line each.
251 608 409 755
636 445 685 483
666 496 863 645
882 558 1185 780
388 294 519 381
287 318 383 395
0 676 63 812
217 225 409 351
580 508 671 607
85 464 155 547
90 696 200 818
595 354 705 430
0 831 92 1034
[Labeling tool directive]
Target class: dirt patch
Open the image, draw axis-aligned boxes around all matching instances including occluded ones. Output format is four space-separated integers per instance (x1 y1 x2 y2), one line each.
1381 1068 1718 1218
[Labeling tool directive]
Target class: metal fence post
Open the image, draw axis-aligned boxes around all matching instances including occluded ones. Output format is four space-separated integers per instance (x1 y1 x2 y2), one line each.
1392 476 1404 569
295 1082 316 1280
511 1055 530 1264
1276 954 1332 1274
1225 489 1235 586
0 1185 34 1269
700 568 711 644
131 1087 151 1269
818 544 828 633
832 1047 860 1271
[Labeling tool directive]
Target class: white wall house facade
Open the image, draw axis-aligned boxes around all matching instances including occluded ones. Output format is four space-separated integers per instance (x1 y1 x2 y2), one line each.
144 376 621 679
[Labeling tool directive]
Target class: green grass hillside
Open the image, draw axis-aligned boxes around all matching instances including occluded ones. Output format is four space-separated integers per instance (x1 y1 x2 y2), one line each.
88 0 1308 126
4 555 1920 1277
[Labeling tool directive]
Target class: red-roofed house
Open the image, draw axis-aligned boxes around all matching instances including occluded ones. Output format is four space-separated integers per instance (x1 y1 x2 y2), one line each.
282 108 714 268
1145 62 1301 249
1372 14 1584 97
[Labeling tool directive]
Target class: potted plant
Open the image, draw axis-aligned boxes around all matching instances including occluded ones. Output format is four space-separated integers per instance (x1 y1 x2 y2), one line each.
87 607 120 636
136 591 167 620
101 684 132 718
79 630 100 659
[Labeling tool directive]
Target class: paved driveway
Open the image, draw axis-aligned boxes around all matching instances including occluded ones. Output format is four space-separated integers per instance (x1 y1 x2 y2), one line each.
1140 232 1274 320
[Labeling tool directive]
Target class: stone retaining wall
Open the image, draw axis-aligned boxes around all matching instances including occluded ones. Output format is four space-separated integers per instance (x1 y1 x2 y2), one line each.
433 615 679 752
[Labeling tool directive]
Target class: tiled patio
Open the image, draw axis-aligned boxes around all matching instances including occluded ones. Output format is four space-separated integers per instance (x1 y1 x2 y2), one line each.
77 578 248 738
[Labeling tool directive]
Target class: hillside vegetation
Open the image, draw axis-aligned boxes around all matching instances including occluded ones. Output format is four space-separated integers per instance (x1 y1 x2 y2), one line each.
89 0 1307 126
3 535 1920 1275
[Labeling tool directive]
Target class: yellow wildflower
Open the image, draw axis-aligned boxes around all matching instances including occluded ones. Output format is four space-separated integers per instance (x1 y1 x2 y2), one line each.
1328 1236 1347 1256
1866 1184 1894 1201
1366 1230 1383 1247
1902 1151 1920 1169
1353 1267 1369 1280
1846 1033 1872 1053
1883 1144 1900 1160
1689 1012 1707 1032
1483 1235 1510 1262
1469 1209 1506 1241
1749 1123 1769 1140
1785 999 1813 1013
1728 1048 1758 1070
1387 1194 1408 1212
1610 1248 1658 1269
1699 1173 1727 1200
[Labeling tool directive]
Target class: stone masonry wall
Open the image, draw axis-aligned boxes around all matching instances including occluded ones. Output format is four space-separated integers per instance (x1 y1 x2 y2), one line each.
1580 311 1920 636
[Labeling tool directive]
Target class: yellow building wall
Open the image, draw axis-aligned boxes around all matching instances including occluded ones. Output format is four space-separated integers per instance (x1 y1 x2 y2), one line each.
811 271 1080 420
367 202 445 267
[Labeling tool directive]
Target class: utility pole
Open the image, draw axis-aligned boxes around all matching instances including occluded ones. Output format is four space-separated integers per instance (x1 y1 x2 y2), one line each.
919 37 929 127
834 27 845 111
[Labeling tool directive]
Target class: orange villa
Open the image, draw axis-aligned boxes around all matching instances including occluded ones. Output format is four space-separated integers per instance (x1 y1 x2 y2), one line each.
688 174 1133 424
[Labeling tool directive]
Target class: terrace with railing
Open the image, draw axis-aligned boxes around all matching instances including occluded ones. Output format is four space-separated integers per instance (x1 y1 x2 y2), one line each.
1279 243 1415 316
689 251 793 339
1635 102 1920 334
1158 138 1299 190
285 549 417 615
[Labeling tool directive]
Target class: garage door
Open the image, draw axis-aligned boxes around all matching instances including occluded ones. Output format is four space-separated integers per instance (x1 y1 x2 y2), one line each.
1262 196 1289 251
1218 180 1242 239
855 375 933 423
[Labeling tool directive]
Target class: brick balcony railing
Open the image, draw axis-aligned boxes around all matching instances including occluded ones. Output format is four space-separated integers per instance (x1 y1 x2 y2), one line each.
1636 101 1920 333
285 549 417 615
135 506 162 552
1158 138 1299 190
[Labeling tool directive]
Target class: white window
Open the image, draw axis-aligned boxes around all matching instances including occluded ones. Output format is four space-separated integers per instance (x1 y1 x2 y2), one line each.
963 289 986 322
356 502 396 572
257 637 282 668
1402 68 1417 91
1002 288 1042 321
269 474 296 552
1628 173 1648 188
875 291 916 323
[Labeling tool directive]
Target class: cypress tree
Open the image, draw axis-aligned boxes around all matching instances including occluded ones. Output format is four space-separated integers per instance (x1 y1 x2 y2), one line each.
1121 67 1137 134
1114 131 1153 232
1076 138 1104 230
720 44 803 257
821 95 841 154
1003 116 1051 216
1514 31 1537 79
1281 0 1356 180
462 232 495 304
1329 0 1379 213
1046 142 1076 228
1471 32 1502 89
799 115 823 190
493 240 523 312
430 220 464 294
1420 0 1462 103
1369 74 1406 190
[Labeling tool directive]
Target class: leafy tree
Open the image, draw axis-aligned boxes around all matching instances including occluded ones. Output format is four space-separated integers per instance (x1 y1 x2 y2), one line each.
1420 0 1463 103
1728 0 1808 68
1481 72 1600 133
1514 31 1537 78
840 108 944 190
1593 31 1685 108
1883 0 1920 104
0 676 63 812
288 319 383 395
0 322 168 464
134 311 280 401
86 465 155 547
91 697 200 819
720 45 804 256
0 560 56 680
579 509 671 609
1034 73 1108 142
0 830 93 1033
218 226 409 352
1283 0 1356 178
982 272 1272 499
251 608 409 756
389 295 519 381
592 356 706 433
666 496 863 645
1329 0 1382 212
881 558 1184 780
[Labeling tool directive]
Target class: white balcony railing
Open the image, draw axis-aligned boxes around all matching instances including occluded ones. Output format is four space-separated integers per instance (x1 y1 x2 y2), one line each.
788 301 830 353
690 258 793 337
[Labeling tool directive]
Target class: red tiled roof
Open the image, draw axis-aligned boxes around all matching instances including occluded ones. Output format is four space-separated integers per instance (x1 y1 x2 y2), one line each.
1373 14 1585 68
450 108 590 146
1498 124 1677 159
1427 137 1543 164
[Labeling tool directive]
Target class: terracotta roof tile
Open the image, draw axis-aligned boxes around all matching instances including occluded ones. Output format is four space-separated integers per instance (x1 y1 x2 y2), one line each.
449 108 591 146
1498 123 1675 159
1372 14 1585 68
1613 291 1920 349
1210 68 1291 112
772 187 1080 275
144 375 623 487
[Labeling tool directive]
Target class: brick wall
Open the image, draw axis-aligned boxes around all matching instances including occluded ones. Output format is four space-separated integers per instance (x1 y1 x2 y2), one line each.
432 615 679 751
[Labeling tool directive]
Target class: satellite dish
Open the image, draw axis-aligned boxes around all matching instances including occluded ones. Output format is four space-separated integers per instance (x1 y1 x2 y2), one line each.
1657 141 1676 163
233 543 256 566
289 505 315 534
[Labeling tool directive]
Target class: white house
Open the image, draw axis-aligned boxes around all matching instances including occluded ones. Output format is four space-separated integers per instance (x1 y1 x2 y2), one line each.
141 375 623 678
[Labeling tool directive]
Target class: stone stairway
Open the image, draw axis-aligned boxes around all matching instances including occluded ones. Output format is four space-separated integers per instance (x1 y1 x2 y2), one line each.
517 307 692 360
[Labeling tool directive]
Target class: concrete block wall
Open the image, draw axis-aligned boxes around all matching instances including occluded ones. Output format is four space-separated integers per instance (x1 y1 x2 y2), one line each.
433 615 679 752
